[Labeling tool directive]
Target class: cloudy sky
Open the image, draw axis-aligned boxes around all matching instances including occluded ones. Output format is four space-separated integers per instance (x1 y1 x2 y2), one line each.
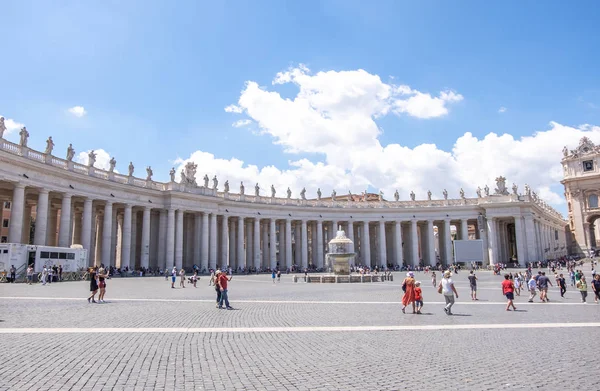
1 1 600 215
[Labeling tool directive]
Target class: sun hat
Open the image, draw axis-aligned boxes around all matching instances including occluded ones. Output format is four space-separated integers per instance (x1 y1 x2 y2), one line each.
215 270 221 275
407 271 414 278
443 270 451 278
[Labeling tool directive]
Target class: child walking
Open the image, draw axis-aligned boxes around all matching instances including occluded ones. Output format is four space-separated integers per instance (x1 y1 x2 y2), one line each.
414 281 423 314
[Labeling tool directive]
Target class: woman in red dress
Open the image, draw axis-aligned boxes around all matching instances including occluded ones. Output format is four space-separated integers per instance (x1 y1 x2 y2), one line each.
401 271 416 314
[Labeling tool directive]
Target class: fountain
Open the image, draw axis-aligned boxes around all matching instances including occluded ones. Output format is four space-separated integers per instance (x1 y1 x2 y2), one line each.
325 226 355 275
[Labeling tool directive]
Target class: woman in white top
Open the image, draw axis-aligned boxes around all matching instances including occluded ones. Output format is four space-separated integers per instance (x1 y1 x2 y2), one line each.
179 268 186 288
439 270 458 315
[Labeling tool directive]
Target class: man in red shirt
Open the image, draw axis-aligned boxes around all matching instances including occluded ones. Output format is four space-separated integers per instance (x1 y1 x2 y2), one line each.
501 274 516 311
218 270 233 310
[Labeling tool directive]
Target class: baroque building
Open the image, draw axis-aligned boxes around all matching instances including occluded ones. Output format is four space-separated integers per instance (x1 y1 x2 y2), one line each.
0 126 568 271
562 137 600 256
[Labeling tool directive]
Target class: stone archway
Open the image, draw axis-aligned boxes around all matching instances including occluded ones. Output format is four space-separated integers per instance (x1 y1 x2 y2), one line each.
586 215 600 253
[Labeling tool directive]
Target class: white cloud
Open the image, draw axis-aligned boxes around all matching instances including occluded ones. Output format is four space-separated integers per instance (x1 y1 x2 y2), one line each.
75 149 113 171
498 106 507 113
232 119 252 128
0 115 24 135
67 106 87 117
173 65 591 212
224 104 243 113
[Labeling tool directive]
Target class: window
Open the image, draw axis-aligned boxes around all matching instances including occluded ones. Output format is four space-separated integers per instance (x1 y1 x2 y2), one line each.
67 253 75 260
50 252 58 259
555 230 559 240
583 160 594 172
0 236 6 243
3 201 10 209
59 253 67 260
40 251 50 258
2 219 8 228
590 194 599 209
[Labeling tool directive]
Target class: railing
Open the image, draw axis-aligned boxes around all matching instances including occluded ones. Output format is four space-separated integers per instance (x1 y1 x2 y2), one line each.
0 135 567 219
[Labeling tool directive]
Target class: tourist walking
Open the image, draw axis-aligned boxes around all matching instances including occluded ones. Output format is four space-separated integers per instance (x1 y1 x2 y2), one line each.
439 270 458 315
209 269 215 286
47 266 53 284
171 266 177 289
468 271 478 300
401 272 416 314
502 274 517 311
537 272 552 302
414 281 423 314
277 270 281 282
272 270 276 283
192 270 198 288
528 275 537 302
592 274 600 304
97 267 109 303
88 267 98 303
218 270 233 310
214 270 222 307
577 275 588 303
26 264 34 285
431 271 436 287
9 265 16 283
41 266 48 285
558 274 567 297
179 268 186 288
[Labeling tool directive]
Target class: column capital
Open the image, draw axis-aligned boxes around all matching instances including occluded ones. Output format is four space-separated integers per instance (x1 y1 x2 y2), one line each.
38 188 50 195
62 192 72 198
14 183 26 189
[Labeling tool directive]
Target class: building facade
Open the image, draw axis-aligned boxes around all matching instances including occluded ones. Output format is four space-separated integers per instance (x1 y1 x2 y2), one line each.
0 131 568 271
562 137 600 257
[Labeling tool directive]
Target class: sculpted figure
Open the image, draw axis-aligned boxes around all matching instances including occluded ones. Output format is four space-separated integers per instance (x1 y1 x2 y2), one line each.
562 146 568 157
180 170 186 183
128 162 134 176
460 188 465 199
224 180 229 193
317 188 322 200
66 144 75 161
271 184 276 198
394 189 399 201
203 174 209 188
19 127 29 147
88 150 96 167
44 136 54 155
301 188 307 200
212 175 218 190
348 190 352 201
331 189 336 201
255 183 260 197
109 157 116 173
512 183 518 195
443 189 448 200
524 184 531 196
378 190 383 201
240 181 245 195
169 167 176 182
476 186 482 198
410 191 415 201
146 166 153 181
286 187 292 199
427 190 432 201
0 117 5 138
484 185 490 196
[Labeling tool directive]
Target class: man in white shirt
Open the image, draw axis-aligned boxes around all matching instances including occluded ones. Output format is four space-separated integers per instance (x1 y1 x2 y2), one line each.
440 270 458 315
41 266 48 285
527 276 537 302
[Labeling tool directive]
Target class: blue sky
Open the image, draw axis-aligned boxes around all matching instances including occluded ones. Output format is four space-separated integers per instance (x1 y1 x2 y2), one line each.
1 1 599 214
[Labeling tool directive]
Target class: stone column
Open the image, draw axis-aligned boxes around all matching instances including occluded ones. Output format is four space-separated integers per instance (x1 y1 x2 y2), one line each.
121 204 132 270
237 217 245 269
229 219 236 269
94 213 103 266
209 213 217 269
443 219 453 264
130 210 138 267
278 221 285 266
34 189 49 246
394 221 403 266
22 205 32 245
158 210 167 269
110 208 118 266
246 220 253 265
514 216 526 264
262 222 269 267
410 219 419 267
221 215 229 268
487 217 497 265
253 218 261 269
301 220 308 269
8 184 25 243
294 222 301 267
426 220 435 267
192 213 201 267
72 212 82 245
101 201 113 266
201 212 209 270
81 199 93 254
57 193 72 247
347 221 355 266
140 206 151 268
362 221 371 267
461 219 469 240
378 221 387 267
166 208 175 267
316 220 324 269
175 210 184 269
270 218 277 270
115 214 123 267
285 219 292 269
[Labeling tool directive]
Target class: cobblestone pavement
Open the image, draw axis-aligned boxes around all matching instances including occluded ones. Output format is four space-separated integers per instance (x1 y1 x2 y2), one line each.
1 267 599 390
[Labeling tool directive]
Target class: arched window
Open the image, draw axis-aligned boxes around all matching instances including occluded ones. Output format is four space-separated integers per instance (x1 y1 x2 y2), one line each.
589 194 599 209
